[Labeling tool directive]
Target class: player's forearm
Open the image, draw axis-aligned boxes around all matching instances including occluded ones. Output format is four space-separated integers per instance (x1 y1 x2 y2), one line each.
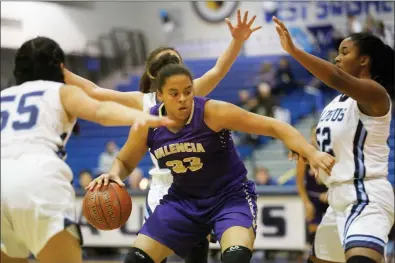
290 48 342 93
214 38 244 76
271 122 317 161
95 101 154 127
63 68 99 94
194 39 244 96
109 158 131 181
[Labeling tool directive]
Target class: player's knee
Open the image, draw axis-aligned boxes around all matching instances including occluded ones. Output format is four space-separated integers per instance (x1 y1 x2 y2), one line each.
347 255 376 263
124 247 155 263
222 246 252 263
185 239 209 263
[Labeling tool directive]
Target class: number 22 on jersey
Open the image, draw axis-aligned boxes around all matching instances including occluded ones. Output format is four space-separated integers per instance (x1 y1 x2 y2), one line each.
1 91 44 131
166 157 203 174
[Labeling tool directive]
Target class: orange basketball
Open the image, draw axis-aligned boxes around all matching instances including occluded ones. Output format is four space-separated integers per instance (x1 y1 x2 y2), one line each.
83 182 132 230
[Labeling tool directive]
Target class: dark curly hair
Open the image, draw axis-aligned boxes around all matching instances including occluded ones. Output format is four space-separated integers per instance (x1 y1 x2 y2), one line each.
13 36 65 85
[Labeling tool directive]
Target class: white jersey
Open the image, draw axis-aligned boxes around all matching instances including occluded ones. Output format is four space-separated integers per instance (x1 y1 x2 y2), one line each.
142 92 173 187
1 80 76 176
316 94 391 186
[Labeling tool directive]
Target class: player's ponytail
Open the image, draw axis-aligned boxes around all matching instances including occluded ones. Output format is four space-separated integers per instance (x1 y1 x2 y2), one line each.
149 53 181 78
139 70 152 93
350 32 394 99
382 44 394 99
139 47 182 93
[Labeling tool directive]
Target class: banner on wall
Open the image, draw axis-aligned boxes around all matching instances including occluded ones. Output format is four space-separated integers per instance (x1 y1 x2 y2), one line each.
306 25 335 52
262 1 393 24
77 195 306 250
243 1 394 57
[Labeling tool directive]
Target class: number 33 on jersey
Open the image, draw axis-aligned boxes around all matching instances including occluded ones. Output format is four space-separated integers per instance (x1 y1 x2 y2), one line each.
153 142 205 174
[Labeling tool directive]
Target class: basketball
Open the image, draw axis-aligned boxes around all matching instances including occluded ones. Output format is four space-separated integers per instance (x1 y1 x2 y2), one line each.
83 182 132 230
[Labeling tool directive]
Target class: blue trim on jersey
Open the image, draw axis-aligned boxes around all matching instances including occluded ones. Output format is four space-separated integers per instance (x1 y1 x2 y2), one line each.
343 120 369 247
344 234 385 255
345 234 386 247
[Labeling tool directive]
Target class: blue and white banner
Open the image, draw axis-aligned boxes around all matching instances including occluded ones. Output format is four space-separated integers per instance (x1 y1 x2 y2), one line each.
262 1 393 24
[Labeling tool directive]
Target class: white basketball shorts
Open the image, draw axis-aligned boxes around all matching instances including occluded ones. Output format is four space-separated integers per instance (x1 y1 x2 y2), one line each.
1 154 82 258
313 178 394 262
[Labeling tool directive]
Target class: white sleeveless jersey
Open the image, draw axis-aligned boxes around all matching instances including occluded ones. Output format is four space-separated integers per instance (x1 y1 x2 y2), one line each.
1 80 76 161
143 92 173 186
316 94 391 186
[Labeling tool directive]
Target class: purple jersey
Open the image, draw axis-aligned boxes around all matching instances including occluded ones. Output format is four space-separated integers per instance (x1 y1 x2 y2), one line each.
147 97 247 198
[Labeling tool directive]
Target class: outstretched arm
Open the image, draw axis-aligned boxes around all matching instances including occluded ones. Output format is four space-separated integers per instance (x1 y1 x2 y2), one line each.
193 9 262 96
272 16 389 116
204 100 335 175
60 85 173 128
63 68 144 110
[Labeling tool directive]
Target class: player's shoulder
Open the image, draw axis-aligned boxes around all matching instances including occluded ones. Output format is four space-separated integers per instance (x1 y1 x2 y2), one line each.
194 96 210 105
0 85 17 96
1 80 62 96
143 92 158 112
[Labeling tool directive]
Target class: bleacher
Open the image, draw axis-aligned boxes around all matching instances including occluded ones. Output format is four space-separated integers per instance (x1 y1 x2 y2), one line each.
65 57 395 187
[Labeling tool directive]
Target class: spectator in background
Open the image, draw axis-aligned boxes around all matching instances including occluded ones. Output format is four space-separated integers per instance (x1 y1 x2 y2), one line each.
258 62 276 88
274 57 298 96
255 167 277 186
127 167 144 190
237 89 259 113
97 140 119 175
236 89 261 146
78 170 93 189
346 13 362 35
255 82 277 117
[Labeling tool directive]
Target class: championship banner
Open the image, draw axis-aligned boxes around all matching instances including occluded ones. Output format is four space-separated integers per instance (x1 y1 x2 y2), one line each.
76 194 306 250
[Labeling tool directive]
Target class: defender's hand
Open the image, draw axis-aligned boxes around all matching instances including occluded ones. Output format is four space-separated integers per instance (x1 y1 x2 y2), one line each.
225 9 262 41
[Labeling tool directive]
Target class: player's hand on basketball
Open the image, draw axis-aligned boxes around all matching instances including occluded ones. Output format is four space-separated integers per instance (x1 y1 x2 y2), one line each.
307 151 335 177
86 173 125 191
272 16 297 54
225 9 262 41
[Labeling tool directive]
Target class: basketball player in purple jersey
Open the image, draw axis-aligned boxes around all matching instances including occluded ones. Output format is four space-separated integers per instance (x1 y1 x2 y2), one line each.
88 64 335 263
66 9 261 263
